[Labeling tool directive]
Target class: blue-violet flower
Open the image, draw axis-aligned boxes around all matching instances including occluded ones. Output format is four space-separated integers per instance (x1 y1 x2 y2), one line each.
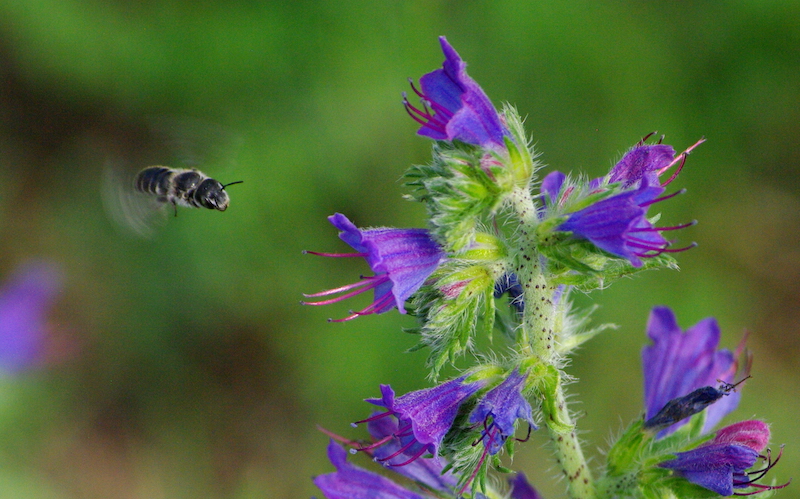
356 376 487 465
404 36 509 150
304 213 445 321
659 420 785 496
642 306 741 436
556 176 694 267
469 369 536 455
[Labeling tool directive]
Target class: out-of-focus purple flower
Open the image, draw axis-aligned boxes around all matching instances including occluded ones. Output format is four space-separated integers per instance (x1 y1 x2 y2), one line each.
314 440 428 499
469 369 536 455
356 376 487 465
366 414 458 492
0 261 62 372
303 213 446 321
642 307 741 436
556 176 694 267
608 135 706 189
404 36 509 150
509 473 543 499
659 420 785 496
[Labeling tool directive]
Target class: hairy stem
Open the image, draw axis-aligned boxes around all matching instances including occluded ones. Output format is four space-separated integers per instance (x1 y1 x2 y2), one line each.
511 186 596 499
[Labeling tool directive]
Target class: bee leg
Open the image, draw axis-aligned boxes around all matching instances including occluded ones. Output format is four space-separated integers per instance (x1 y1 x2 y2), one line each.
172 202 178 217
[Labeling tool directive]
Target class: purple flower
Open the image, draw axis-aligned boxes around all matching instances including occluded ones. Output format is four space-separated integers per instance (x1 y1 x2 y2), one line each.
509 473 543 499
303 213 445 321
0 261 62 372
608 135 706 189
356 376 487 465
404 36 509 149
469 369 536 455
556 176 694 267
659 420 785 496
366 414 458 492
643 307 741 436
314 440 428 499
540 171 566 207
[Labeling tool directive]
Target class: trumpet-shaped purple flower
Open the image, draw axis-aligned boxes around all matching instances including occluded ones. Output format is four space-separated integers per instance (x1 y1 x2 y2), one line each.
608 135 706 189
314 440 428 499
356 376 487 465
643 307 741 436
469 369 536 455
0 261 62 372
303 213 445 321
404 36 509 150
556 176 694 267
659 420 785 496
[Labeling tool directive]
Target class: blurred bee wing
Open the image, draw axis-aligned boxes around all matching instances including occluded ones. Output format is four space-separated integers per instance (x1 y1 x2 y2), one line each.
147 116 242 173
101 162 169 239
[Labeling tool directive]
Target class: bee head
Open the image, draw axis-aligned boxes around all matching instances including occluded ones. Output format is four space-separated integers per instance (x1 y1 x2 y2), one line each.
193 179 242 211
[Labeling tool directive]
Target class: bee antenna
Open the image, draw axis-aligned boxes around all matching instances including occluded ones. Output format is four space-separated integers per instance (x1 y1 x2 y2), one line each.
221 180 244 190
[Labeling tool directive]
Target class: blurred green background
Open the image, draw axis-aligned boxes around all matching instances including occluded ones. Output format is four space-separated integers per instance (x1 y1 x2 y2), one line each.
1 1 799 498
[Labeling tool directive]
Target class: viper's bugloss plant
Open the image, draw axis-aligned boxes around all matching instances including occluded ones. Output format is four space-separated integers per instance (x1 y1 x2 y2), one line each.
308 36 788 499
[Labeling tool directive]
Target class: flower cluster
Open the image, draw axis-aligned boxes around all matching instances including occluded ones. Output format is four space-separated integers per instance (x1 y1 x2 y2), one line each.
309 36 788 499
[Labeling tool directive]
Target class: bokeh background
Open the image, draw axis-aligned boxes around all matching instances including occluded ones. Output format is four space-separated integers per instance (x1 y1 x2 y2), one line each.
1 1 799 498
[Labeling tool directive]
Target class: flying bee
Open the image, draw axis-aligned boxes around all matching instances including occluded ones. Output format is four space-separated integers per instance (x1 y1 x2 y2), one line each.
101 116 243 238
134 166 243 213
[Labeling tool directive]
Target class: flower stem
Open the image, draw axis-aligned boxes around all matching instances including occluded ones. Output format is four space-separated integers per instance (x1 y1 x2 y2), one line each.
511 186 596 499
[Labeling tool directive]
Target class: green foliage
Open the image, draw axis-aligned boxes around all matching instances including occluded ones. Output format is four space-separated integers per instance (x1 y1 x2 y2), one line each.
405 141 512 253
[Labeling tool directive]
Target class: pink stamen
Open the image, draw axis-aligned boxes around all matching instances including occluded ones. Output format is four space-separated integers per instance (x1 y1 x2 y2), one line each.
625 238 669 251
516 423 533 443
408 79 454 121
407 78 425 99
316 425 366 450
382 443 430 467
658 137 706 185
302 275 385 301
328 292 395 323
303 250 368 258
354 434 395 453
637 131 658 146
639 188 686 208
403 97 448 134
375 438 419 464
628 220 697 233
459 437 490 496
658 242 698 253
352 410 394 426
353 292 395 316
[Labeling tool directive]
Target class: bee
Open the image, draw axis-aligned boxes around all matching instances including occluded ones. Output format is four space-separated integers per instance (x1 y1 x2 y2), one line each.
134 166 243 212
